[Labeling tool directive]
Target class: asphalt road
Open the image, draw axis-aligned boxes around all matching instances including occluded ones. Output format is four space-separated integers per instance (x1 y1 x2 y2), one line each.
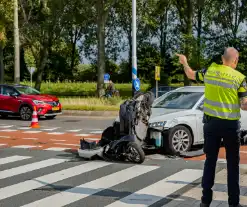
0 115 115 133
0 147 228 207
0 115 247 206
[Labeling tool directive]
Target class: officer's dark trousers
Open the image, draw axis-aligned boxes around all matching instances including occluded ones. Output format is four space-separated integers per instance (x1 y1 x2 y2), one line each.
201 116 240 206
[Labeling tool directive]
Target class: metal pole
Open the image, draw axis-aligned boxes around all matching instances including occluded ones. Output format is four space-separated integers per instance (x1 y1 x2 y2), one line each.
156 80 158 98
132 0 137 96
14 0 20 84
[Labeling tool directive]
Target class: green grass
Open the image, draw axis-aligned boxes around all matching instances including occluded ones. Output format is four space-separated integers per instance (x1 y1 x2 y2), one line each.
21 81 151 97
19 81 203 111
59 97 123 111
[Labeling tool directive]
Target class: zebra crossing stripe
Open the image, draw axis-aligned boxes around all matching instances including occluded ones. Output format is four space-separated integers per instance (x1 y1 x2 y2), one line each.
0 158 68 179
0 156 31 165
21 165 159 207
106 169 203 207
0 161 112 200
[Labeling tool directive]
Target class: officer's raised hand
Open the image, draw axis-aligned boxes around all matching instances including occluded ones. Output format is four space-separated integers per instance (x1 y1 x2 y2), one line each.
175 53 188 66
175 53 195 80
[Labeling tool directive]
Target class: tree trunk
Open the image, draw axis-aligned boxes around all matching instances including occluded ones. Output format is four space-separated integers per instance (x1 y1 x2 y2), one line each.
96 0 106 97
0 44 4 84
34 48 48 91
128 28 132 81
197 0 203 69
160 8 169 85
184 0 193 86
70 28 78 73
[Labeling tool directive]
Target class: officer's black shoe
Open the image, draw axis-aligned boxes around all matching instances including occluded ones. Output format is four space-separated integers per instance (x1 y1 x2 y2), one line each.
200 203 210 207
229 205 243 207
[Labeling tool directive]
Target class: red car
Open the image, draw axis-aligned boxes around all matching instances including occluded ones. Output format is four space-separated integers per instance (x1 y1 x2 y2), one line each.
0 84 62 120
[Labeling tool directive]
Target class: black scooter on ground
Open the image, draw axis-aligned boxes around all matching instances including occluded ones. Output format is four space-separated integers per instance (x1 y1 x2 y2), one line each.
78 91 154 164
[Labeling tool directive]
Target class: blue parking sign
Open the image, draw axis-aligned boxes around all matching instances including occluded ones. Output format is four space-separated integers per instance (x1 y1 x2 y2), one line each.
104 73 110 83
133 78 141 91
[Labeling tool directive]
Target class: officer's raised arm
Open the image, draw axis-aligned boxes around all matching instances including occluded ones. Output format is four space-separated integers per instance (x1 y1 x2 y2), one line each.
175 53 206 82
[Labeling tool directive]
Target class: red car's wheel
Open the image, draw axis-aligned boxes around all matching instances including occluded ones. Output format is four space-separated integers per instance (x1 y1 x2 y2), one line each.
19 105 33 121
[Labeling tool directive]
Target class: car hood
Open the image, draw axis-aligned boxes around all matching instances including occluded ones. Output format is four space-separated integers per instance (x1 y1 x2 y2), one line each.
149 108 195 122
20 94 58 101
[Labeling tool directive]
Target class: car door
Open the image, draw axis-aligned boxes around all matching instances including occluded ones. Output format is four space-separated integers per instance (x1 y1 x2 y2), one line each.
1 86 21 113
195 99 204 143
0 86 6 111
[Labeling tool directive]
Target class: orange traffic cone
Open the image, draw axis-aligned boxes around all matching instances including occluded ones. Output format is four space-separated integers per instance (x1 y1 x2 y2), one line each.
30 106 40 128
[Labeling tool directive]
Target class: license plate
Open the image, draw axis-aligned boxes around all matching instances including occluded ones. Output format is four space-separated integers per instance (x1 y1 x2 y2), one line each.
52 107 59 111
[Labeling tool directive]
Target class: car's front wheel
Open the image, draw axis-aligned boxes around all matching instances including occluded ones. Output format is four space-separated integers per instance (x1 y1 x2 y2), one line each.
19 105 33 121
165 125 193 155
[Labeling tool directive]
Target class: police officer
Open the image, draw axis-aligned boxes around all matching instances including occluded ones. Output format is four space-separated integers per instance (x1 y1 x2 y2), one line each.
176 47 247 207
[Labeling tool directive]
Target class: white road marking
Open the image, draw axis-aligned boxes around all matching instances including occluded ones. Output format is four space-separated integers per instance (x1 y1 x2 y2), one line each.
75 134 91 137
0 162 112 201
0 129 17 132
240 151 247 154
18 127 31 130
44 147 70 151
67 129 82 132
90 131 103 134
0 155 31 165
54 143 80 147
12 145 41 149
22 138 38 140
0 136 10 138
23 131 41 134
21 165 159 207
47 132 65 135
0 158 68 179
50 139 66 142
42 127 60 131
106 169 203 207
0 144 7 147
0 125 13 128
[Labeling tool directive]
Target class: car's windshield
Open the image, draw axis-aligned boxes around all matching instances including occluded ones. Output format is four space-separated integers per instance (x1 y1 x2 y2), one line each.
15 86 40 95
153 91 203 109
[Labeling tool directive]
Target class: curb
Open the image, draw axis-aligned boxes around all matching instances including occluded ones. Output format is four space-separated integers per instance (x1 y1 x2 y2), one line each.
62 110 118 117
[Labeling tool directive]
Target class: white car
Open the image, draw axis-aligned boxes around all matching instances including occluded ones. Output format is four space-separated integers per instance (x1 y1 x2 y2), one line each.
113 86 247 155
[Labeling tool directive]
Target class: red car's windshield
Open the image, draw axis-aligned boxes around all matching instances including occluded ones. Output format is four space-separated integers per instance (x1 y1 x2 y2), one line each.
15 86 40 95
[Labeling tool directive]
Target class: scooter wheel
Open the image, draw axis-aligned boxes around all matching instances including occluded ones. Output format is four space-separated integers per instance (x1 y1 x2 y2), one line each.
126 142 145 164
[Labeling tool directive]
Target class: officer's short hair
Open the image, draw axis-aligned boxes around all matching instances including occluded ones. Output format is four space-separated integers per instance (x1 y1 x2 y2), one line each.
223 47 239 61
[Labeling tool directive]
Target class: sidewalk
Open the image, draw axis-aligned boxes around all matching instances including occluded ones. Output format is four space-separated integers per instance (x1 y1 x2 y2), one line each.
163 165 247 207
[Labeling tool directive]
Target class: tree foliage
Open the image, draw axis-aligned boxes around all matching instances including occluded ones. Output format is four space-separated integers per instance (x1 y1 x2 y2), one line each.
2 0 247 90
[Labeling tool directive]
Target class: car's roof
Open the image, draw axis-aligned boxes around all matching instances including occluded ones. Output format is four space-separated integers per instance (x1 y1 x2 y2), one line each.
173 86 205 93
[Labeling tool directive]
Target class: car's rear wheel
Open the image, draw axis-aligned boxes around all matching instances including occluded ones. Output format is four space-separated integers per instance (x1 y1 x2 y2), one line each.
19 105 33 121
165 125 193 155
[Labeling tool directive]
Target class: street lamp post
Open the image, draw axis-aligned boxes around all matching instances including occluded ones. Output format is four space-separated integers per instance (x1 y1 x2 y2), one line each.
14 0 20 84
132 0 137 96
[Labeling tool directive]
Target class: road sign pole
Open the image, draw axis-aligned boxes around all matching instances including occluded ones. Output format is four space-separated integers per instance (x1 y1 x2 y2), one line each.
31 73 32 87
155 66 160 98
132 0 137 96
156 80 158 98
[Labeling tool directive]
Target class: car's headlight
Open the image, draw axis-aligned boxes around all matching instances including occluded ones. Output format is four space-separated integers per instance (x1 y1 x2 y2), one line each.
149 121 166 130
33 100 45 105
